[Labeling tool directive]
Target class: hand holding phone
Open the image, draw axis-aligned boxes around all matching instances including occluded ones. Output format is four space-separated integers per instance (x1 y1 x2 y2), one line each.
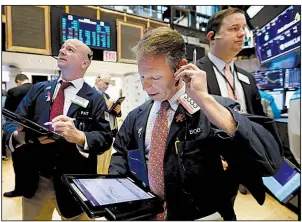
174 64 208 102
175 50 196 86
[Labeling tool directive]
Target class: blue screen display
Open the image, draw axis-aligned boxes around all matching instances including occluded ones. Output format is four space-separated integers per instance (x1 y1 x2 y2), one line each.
252 69 284 90
263 160 300 203
255 6 301 63
266 91 284 110
2 96 6 108
284 68 301 88
61 13 111 49
267 49 300 70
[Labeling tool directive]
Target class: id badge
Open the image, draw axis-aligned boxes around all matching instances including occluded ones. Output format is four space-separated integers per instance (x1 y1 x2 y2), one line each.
71 96 89 108
177 94 200 114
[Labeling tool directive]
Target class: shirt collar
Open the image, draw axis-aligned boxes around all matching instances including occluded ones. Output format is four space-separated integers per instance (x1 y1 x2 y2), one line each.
58 77 84 90
208 52 235 73
153 84 186 113
94 86 103 94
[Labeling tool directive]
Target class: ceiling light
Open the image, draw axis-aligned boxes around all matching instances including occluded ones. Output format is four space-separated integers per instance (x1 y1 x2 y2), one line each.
247 6 264 19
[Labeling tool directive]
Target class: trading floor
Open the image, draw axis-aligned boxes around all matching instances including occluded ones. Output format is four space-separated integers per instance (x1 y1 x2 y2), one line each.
2 157 298 220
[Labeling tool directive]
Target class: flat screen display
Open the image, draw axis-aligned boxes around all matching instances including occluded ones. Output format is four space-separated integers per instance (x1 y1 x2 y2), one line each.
72 178 153 207
266 91 284 110
2 96 6 108
242 30 254 49
61 13 111 49
253 69 284 90
284 68 301 88
255 6 301 64
285 90 296 108
263 159 300 203
267 49 301 70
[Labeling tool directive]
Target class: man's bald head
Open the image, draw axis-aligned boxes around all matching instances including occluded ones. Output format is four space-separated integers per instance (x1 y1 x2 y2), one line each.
58 39 93 80
64 39 93 61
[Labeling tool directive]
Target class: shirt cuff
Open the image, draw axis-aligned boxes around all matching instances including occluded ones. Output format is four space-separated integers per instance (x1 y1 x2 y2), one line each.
76 134 89 158
9 132 26 152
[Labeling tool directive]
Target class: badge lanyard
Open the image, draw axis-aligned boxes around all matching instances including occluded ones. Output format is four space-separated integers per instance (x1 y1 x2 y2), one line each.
210 61 238 100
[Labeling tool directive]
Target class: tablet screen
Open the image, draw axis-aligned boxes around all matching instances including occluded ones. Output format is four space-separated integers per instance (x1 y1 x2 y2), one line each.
263 160 300 203
72 178 153 207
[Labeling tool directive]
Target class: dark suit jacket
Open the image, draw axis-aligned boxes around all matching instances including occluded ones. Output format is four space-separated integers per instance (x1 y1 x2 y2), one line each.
3 83 32 192
109 96 282 220
197 55 265 116
4 83 32 112
4 80 113 218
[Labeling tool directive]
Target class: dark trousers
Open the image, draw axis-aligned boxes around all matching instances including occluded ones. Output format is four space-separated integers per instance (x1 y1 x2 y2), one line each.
11 149 23 192
2 133 7 157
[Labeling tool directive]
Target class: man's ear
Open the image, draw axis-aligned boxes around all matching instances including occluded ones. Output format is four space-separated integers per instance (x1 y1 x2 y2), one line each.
82 60 90 69
180 59 187 66
207 31 215 43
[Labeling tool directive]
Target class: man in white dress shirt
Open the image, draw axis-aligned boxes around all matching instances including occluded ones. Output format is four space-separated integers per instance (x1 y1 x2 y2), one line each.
3 39 113 220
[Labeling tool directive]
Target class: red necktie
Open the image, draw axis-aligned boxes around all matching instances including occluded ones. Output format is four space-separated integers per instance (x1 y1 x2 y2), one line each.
148 101 169 220
49 81 71 131
224 63 236 100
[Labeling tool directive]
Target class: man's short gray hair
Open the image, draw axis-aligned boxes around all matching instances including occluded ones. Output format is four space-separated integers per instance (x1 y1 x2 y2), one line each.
95 73 111 83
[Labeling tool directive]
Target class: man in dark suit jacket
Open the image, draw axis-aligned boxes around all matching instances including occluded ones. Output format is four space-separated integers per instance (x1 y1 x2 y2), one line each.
196 8 266 196
197 7 296 197
4 74 32 113
93 73 121 137
109 27 282 220
196 8 264 117
2 89 8 160
3 39 113 220
3 74 32 198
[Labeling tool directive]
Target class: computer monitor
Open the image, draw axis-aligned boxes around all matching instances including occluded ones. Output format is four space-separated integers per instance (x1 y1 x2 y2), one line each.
266 90 284 110
284 68 301 88
253 69 284 90
255 6 301 64
263 159 300 203
2 96 6 108
285 90 296 108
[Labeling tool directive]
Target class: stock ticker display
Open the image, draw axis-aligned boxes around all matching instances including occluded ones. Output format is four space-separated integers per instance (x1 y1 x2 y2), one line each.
284 68 301 88
253 69 284 90
255 6 301 63
61 13 111 49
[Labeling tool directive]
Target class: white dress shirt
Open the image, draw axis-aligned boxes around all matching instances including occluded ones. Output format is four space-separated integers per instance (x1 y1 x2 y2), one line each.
10 77 89 158
53 77 84 116
208 52 247 113
55 77 89 158
144 85 186 162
